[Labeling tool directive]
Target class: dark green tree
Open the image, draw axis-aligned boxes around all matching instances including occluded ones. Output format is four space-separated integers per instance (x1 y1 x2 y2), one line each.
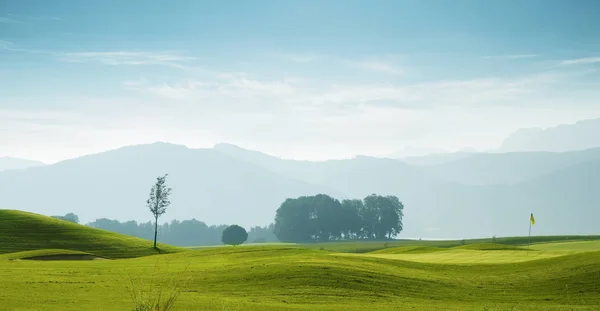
146 174 172 249
222 225 248 246
274 194 404 243
274 197 314 243
313 194 344 241
363 194 404 240
384 195 404 238
340 200 363 239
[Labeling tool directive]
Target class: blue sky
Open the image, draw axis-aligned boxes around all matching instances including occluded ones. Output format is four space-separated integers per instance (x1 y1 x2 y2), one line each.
1 0 600 162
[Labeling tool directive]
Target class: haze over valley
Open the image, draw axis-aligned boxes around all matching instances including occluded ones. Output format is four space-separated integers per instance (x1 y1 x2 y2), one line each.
3 117 600 239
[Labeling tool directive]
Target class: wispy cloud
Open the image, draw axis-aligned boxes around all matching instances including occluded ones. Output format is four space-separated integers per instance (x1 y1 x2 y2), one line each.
0 40 12 48
282 52 319 63
124 68 565 119
130 75 298 104
0 42 55 55
0 17 26 24
61 51 196 66
0 14 64 24
349 60 404 75
482 54 538 60
561 57 600 65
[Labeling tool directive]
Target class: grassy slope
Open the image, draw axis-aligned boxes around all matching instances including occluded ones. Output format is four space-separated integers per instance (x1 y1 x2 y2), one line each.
0 210 182 258
0 211 598 310
298 235 600 253
1 243 600 310
350 241 600 265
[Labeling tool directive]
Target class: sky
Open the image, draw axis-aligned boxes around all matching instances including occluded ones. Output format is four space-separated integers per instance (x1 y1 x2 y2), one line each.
1 0 600 163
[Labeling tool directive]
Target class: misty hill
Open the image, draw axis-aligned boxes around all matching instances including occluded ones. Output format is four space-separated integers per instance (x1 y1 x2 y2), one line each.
420 148 600 185
0 157 45 172
500 118 600 152
214 143 455 196
499 157 600 236
213 144 600 238
2 142 599 239
397 151 479 166
0 143 341 227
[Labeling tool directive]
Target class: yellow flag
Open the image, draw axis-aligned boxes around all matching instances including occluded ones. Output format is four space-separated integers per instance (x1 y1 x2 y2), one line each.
530 213 535 225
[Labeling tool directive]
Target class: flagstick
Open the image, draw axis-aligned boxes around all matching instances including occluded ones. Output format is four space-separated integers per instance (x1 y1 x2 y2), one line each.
527 215 532 255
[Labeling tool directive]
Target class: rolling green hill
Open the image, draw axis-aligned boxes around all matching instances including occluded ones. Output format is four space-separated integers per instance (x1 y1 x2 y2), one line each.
0 210 182 259
1 243 600 310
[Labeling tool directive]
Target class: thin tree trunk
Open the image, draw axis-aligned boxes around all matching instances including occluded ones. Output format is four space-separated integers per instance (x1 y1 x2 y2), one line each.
154 216 158 249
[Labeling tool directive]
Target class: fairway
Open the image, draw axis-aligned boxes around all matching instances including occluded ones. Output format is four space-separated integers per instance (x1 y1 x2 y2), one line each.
1 248 599 310
2 245 600 310
1 211 599 310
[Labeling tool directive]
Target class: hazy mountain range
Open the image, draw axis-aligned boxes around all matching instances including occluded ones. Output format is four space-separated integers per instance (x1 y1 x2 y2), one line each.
499 118 600 152
1 118 599 239
0 157 45 172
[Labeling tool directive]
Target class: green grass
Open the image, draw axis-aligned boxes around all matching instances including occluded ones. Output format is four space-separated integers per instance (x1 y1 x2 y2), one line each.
451 243 530 251
370 245 444 254
1 245 600 310
0 210 183 258
531 240 600 253
297 235 600 253
343 242 599 265
1 210 600 310
347 249 562 264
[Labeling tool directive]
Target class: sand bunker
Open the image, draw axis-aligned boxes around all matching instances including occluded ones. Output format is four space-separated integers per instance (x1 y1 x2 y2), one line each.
22 254 106 261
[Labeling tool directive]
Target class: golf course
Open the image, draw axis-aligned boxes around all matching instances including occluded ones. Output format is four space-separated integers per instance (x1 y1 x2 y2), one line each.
1 210 599 310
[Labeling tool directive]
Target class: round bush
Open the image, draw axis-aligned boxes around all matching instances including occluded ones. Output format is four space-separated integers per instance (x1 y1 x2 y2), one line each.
221 225 248 246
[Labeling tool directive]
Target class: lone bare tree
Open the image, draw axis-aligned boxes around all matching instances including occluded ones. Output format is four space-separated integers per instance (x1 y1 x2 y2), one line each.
147 174 172 249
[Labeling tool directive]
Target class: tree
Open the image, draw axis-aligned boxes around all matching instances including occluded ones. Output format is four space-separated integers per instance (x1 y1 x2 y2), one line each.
221 225 248 246
363 194 404 240
146 174 172 249
274 197 314 243
340 200 363 239
274 194 404 243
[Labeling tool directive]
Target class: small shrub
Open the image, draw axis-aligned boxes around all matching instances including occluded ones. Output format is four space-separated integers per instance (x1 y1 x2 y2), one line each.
222 225 248 246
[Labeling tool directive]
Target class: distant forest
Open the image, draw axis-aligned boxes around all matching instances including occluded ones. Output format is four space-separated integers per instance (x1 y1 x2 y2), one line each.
53 193 403 246
52 214 277 246
87 219 277 246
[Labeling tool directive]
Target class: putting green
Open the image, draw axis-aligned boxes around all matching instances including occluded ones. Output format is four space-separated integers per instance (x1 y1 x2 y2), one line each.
340 249 561 264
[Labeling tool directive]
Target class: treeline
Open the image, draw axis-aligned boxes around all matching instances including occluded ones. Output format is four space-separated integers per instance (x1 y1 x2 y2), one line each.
86 218 277 246
52 192 404 246
274 194 404 243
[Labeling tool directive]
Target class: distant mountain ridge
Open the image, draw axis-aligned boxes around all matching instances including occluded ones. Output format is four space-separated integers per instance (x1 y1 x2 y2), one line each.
500 118 600 152
0 143 342 228
213 143 600 238
420 147 600 185
1 141 599 239
0 157 45 172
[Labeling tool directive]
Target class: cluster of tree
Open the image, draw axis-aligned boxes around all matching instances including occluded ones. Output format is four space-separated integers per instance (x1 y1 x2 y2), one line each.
274 194 404 243
55 176 405 248
86 218 276 246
